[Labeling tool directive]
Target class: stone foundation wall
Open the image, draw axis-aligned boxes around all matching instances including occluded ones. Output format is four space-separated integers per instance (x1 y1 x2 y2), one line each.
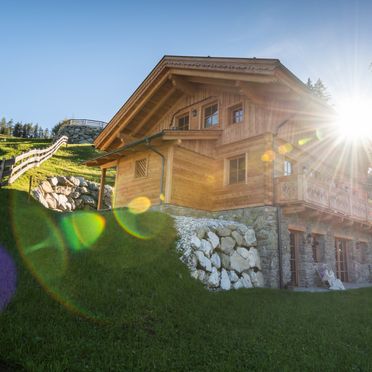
159 203 372 288
56 125 103 144
281 212 372 287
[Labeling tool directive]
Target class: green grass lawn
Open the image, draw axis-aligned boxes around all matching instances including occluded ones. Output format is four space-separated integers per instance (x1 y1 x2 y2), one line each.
2 189 372 371
0 136 115 191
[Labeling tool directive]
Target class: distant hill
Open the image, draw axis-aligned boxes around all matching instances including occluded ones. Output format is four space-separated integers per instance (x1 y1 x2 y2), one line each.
0 136 115 191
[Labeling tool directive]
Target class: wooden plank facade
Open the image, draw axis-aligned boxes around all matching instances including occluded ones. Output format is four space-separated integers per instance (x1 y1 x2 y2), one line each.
85 55 372 288
87 56 371 227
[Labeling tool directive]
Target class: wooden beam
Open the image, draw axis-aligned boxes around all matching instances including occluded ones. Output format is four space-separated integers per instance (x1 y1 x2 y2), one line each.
101 160 118 169
169 68 278 84
169 75 196 95
100 73 170 150
97 168 107 210
237 81 266 105
132 87 177 136
282 205 306 215
117 132 139 145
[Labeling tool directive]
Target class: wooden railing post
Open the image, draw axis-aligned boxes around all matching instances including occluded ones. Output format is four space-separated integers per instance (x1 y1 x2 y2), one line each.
97 168 107 210
0 159 5 184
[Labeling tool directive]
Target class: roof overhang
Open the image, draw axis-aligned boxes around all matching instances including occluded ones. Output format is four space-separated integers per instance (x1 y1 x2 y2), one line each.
85 129 222 167
95 55 334 151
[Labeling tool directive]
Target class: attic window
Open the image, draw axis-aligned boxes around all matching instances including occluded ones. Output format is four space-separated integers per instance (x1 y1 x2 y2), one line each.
135 158 148 178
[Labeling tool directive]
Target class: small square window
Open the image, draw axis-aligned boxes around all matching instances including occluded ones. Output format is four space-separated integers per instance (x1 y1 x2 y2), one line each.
204 103 219 128
177 114 189 130
284 160 293 176
229 156 246 184
231 105 244 124
135 158 148 178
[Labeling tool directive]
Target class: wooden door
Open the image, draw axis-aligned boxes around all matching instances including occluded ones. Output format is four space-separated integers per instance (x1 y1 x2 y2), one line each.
289 230 301 286
335 238 349 282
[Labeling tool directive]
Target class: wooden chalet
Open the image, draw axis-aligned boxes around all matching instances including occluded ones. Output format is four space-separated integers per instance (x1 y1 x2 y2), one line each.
87 56 372 288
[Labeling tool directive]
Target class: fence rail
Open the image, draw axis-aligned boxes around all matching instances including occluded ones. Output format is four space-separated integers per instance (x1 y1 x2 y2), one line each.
0 136 68 187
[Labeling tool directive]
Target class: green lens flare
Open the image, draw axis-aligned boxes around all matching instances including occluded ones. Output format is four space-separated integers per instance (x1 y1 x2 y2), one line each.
298 137 312 146
60 212 106 251
10 191 98 321
113 207 165 240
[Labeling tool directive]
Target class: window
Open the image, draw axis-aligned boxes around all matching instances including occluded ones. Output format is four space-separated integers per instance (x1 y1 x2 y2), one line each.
134 158 148 178
177 114 189 130
204 103 219 128
356 241 368 263
312 234 322 262
289 230 302 286
229 156 246 184
284 159 293 176
230 105 244 124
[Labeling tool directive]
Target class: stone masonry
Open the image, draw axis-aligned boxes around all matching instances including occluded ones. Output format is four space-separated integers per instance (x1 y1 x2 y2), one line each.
56 125 103 144
159 203 372 288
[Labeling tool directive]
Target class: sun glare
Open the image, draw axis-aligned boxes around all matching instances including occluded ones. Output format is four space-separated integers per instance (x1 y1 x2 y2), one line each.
335 98 372 141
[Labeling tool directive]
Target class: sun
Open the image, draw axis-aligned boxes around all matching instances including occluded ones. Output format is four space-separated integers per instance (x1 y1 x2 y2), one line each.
334 97 372 141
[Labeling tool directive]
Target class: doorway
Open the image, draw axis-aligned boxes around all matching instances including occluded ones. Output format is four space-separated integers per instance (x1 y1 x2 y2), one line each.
335 238 349 282
289 230 302 286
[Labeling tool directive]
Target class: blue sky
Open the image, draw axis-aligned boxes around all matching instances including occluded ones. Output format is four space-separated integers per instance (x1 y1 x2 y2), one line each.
1 0 371 129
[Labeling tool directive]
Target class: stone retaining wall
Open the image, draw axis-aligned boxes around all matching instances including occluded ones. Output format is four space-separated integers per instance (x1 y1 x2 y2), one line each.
32 176 112 212
158 204 280 288
56 125 103 144
174 216 264 290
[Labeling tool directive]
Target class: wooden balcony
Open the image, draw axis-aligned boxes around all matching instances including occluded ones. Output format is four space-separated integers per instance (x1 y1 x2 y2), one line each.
275 175 372 225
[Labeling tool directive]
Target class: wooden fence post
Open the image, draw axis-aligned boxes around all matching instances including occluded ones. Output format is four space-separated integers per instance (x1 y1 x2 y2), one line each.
28 175 33 201
0 159 5 185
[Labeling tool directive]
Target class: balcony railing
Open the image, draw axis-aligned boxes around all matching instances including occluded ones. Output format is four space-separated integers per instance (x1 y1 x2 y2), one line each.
67 119 107 128
275 174 372 224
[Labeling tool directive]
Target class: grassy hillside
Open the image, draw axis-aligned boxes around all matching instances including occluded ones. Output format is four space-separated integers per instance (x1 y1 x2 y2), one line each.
0 136 115 191
2 189 372 371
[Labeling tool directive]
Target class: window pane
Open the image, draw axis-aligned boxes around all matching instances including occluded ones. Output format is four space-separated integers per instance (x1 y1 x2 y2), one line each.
232 107 243 124
178 115 189 130
230 159 238 171
238 169 245 182
204 104 219 128
284 160 292 176
238 157 245 170
229 157 245 184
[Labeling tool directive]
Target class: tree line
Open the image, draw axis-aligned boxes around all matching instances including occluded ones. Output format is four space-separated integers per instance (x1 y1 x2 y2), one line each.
0 117 51 138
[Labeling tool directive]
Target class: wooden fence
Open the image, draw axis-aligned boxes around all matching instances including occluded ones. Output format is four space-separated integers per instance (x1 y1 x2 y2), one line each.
0 136 68 187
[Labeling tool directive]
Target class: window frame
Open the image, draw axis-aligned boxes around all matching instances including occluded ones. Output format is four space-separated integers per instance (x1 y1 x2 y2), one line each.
203 102 219 129
226 154 247 185
134 157 149 179
229 103 244 125
284 159 293 176
175 113 190 131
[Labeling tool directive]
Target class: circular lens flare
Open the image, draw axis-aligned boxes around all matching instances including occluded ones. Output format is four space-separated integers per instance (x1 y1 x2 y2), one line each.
60 212 106 251
128 196 152 214
278 143 293 155
261 150 276 162
114 198 166 240
10 191 97 320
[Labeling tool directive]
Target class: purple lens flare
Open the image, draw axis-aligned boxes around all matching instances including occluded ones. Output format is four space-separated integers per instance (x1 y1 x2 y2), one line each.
0 245 17 312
